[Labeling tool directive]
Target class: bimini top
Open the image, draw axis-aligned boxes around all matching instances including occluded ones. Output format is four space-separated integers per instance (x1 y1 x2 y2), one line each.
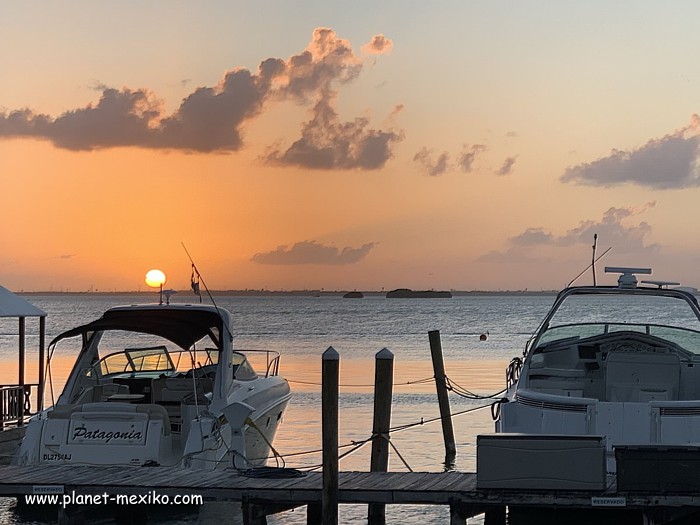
49 304 228 351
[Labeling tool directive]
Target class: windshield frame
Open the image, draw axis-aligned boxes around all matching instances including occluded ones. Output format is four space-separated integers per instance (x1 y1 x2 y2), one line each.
528 286 700 355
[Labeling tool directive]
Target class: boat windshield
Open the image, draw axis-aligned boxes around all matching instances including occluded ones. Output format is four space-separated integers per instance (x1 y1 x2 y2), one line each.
534 292 700 354
86 345 219 380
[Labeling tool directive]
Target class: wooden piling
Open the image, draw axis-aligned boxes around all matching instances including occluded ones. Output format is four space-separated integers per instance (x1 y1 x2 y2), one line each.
368 348 394 525
322 347 339 525
428 330 457 464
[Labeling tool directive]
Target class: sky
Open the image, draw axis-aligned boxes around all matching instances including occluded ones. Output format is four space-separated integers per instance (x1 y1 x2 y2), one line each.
3 1 700 292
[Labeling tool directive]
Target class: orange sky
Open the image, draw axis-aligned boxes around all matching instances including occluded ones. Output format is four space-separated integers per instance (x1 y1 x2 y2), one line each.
4 3 700 292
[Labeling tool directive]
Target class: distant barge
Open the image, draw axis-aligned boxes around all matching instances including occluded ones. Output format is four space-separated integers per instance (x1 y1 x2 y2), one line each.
386 288 452 298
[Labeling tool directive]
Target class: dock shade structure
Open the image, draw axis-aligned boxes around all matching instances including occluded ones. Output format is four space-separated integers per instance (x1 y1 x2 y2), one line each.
0 286 46 425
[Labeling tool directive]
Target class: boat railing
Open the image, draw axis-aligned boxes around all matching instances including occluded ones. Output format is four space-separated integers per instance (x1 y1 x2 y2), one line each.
0 384 39 426
237 349 282 378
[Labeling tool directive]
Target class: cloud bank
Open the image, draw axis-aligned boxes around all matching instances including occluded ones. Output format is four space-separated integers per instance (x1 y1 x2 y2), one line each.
480 204 658 262
562 115 700 189
0 28 402 169
252 240 375 265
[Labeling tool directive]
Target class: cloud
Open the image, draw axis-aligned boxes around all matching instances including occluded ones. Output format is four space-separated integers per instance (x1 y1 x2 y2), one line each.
263 94 404 169
0 28 402 165
0 78 264 152
562 115 700 189
413 147 450 176
362 34 393 55
480 204 658 262
457 144 487 173
496 155 518 176
415 144 517 176
271 27 362 104
510 228 554 246
251 241 375 265
262 29 403 170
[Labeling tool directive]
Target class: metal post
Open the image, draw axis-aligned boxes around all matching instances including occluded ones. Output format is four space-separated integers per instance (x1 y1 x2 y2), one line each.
18 317 25 387
322 347 339 525
368 348 394 524
428 330 456 464
38 316 45 412
18 317 26 424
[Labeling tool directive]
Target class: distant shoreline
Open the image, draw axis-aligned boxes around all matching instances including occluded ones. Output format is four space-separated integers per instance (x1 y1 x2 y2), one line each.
17 289 558 297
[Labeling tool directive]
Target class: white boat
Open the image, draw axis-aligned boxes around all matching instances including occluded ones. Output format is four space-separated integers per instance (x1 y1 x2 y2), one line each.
496 266 700 472
12 302 292 470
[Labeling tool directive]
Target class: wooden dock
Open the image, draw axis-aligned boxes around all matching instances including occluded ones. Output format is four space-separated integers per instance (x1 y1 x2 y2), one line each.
1 465 699 524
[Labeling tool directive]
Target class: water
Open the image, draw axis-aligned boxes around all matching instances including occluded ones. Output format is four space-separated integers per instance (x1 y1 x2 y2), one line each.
0 293 556 523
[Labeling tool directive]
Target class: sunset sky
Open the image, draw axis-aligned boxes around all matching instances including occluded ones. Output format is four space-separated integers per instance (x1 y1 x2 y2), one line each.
4 1 700 292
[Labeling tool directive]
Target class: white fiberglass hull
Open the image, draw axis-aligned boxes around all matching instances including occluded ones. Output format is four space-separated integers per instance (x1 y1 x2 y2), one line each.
13 379 291 470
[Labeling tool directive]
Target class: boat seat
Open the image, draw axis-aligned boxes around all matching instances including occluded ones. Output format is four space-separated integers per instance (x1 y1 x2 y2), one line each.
151 377 213 404
605 351 680 402
151 378 212 433
73 383 130 405
527 367 586 396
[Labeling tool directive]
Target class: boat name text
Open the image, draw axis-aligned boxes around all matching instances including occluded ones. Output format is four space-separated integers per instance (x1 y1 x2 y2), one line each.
72 425 142 443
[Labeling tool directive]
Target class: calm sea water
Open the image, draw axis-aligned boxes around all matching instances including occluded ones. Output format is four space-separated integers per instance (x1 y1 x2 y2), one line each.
0 293 556 524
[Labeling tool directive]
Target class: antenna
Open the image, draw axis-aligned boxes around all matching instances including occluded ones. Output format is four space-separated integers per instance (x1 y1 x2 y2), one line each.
591 234 598 286
181 243 233 342
566 246 612 288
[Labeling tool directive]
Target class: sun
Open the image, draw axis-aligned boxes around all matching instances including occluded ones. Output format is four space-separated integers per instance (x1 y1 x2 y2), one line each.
145 269 167 289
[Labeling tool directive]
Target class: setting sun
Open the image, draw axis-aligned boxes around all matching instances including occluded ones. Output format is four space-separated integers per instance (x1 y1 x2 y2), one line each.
144 269 167 289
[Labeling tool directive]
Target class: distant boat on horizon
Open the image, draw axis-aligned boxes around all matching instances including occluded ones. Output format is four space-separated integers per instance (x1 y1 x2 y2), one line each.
343 291 364 298
386 288 452 299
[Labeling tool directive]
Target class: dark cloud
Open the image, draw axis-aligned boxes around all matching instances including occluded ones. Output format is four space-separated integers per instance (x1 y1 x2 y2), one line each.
251 241 375 265
480 204 658 262
496 155 518 176
413 147 450 176
264 95 403 169
562 115 700 189
0 79 265 152
457 144 487 173
0 28 402 165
